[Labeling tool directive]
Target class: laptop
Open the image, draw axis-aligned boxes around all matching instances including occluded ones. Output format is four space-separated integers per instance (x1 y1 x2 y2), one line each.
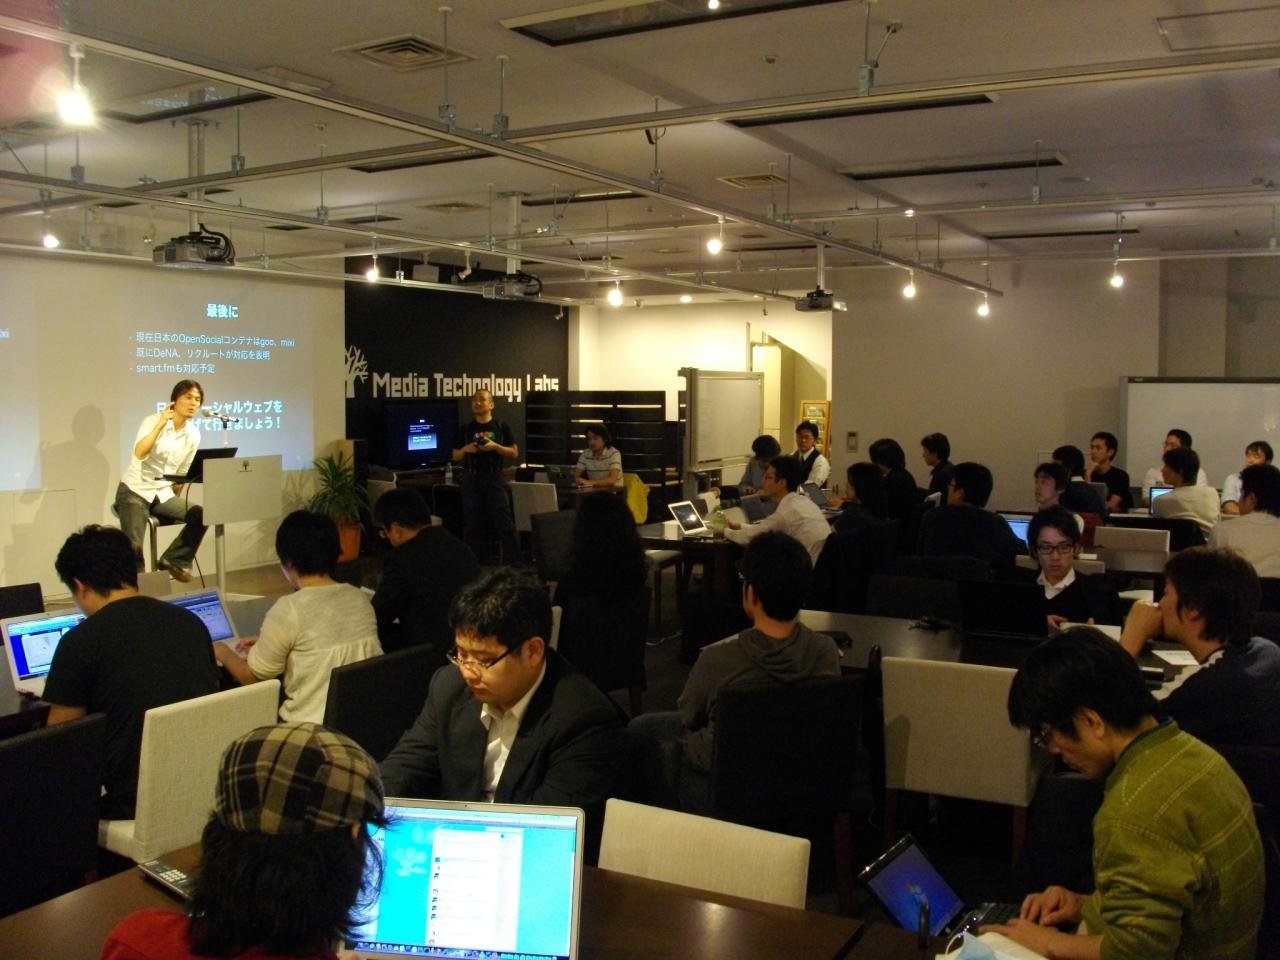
350 799 585 960
668 500 713 536
958 579 1046 639
2 609 86 696
163 446 238 483
860 833 1018 939
546 464 579 491
1148 485 1174 514
740 493 777 523
165 588 240 646
800 482 842 518
998 512 1033 547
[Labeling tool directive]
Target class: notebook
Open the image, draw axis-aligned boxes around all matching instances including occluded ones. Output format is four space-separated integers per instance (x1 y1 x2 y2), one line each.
2 609 86 696
350 799 585 960
1148 485 1174 514
999 512 1033 546
668 500 713 537
162 446 238 483
165 588 240 646
860 833 1018 939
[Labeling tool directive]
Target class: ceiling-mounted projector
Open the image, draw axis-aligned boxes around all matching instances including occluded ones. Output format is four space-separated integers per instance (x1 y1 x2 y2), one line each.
794 286 834 311
481 273 543 299
153 223 236 268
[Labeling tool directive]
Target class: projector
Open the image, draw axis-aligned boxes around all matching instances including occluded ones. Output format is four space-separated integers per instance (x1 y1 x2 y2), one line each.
153 224 236 268
481 273 543 299
794 287 834 311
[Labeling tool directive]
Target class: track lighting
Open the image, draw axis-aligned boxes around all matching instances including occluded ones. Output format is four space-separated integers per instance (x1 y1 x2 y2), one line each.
41 223 59 249
902 270 916 299
57 44 94 127
706 218 725 255
365 237 379 282
977 294 990 317
1108 212 1125 289
607 282 623 307
708 0 721 9
679 294 693 304
903 208 915 218
1109 263 1124 288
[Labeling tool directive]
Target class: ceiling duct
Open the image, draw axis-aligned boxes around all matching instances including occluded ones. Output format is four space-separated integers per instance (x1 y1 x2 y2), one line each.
841 151 1067 182
729 94 995 128
334 34 474 72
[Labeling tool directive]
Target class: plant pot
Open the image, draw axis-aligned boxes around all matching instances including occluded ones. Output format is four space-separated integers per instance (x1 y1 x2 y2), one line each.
337 521 362 563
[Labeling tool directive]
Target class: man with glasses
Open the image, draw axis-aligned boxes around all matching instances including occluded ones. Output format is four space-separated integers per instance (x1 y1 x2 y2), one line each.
1014 506 1121 631
379 568 625 845
724 455 831 565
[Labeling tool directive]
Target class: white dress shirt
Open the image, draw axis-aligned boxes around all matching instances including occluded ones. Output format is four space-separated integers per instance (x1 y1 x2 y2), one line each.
121 412 200 503
1037 566 1077 600
480 661 547 801
725 490 832 565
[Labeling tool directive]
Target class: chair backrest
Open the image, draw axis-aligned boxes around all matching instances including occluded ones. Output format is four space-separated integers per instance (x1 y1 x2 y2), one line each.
890 553 991 582
556 589 650 693
1253 802 1280 959
1255 613 1280 645
1260 578 1280 614
323 647 440 762
1105 515 1203 550
1014 555 1105 576
366 478 397 511
530 509 575 583
0 582 43 620
809 521 900 614
131 680 280 862
710 674 862 825
598 798 810 909
0 713 105 916
510 481 559 534
882 657 1044 807
1216 744 1280 828
865 574 961 622
1094 526 1170 552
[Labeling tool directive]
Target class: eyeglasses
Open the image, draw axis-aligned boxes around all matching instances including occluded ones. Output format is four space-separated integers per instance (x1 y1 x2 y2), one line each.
1031 727 1054 750
1035 542 1076 556
446 642 523 675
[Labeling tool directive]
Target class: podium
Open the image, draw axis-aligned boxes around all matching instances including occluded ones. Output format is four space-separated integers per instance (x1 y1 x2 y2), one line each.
202 455 284 596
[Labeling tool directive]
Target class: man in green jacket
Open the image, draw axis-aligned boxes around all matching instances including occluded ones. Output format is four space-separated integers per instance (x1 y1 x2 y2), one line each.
987 628 1263 960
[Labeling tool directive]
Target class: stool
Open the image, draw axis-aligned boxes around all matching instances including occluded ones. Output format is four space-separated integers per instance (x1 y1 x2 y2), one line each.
110 503 162 572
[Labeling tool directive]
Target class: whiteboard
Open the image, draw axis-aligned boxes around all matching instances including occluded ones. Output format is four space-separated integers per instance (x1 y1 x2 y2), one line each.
682 368 764 472
1121 378 1280 488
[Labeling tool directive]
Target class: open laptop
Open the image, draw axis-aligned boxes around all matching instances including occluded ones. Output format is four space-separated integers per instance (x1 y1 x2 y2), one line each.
998 512 1033 547
165 588 240 647
163 446 238 483
2 609 86 696
546 464 578 491
740 493 777 523
801 482 842 518
1148 485 1174 514
860 833 1018 939
958 579 1046 640
350 799 585 960
668 500 713 537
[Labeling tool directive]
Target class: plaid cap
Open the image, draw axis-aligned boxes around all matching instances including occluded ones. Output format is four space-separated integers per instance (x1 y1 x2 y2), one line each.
214 722 383 835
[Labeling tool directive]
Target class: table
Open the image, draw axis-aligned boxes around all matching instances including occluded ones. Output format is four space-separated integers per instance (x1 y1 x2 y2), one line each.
0 843 914 960
0 655 49 739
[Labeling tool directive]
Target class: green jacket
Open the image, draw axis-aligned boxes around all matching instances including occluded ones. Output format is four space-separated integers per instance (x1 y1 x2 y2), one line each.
1083 722 1263 960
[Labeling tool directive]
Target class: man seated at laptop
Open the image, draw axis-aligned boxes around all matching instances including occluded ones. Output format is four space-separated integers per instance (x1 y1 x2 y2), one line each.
1084 431 1133 512
1221 440 1274 515
1052 445 1108 518
1153 445 1219 534
724 455 831 565
989 628 1263 960
917 461 1027 571
379 569 625 845
214 511 382 723
1010 506 1121 631
1119 547 1280 749
1210 463 1280 577
572 422 623 489
42 525 219 820
102 721 385 960
1142 428 1209 504
629 532 840 812
372 487 480 659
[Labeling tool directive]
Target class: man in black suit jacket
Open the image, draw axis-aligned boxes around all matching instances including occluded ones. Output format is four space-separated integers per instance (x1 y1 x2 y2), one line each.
918 461 1027 570
380 568 626 851
372 487 480 656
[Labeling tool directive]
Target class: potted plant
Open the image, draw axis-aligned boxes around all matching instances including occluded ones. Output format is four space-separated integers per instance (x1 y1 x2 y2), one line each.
309 452 366 562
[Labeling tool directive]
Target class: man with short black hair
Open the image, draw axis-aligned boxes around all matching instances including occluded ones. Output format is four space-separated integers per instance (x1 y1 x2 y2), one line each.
372 487 480 657
1052 445 1107 517
793 420 830 487
1033 461 1069 511
1120 546 1280 747
989 628 1263 960
725 455 831 564
917 461 1027 569
1018 506 1122 630
454 387 521 565
868 437 921 522
1154 445 1219 533
1084 431 1132 512
1143 428 1208 503
1221 440 1274 515
43 525 219 819
1210 463 1280 576
920 431 954 499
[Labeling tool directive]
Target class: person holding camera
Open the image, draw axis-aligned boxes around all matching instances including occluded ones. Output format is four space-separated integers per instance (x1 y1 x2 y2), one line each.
453 387 521 565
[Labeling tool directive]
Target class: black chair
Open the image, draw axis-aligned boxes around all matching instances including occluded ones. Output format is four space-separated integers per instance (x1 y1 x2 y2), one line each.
1255 613 1280 645
709 674 863 914
530 509 575 584
431 483 465 540
864 573 962 623
1216 744 1280 830
1254 802 1280 960
1260 578 1280 614
809 521 899 614
0 582 43 620
0 713 105 917
323 647 441 762
557 588 650 717
890 553 991 583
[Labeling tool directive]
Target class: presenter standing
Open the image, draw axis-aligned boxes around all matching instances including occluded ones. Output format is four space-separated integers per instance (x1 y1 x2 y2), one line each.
453 387 521 565
114 379 208 583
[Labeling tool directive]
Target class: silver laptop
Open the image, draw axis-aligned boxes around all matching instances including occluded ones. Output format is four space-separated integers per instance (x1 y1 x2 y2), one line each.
668 500 713 536
546 464 578 490
350 799 585 960
1148 485 1174 514
2 609 86 697
165 588 241 651
740 493 777 523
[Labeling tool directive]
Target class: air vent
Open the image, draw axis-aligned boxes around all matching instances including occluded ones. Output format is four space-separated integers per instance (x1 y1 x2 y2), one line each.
718 172 787 190
265 224 309 231
730 94 994 129
983 228 1140 241
420 201 486 214
340 214 403 225
334 34 474 72
840 151 1067 182
350 150 486 173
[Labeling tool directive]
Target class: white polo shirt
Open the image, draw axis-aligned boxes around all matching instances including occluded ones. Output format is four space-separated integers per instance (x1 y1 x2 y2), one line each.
121 413 200 504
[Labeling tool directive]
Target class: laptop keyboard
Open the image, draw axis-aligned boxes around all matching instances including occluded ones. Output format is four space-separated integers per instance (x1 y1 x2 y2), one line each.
979 902 1019 926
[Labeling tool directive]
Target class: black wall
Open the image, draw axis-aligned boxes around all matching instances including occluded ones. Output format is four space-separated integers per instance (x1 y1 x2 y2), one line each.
344 283 568 466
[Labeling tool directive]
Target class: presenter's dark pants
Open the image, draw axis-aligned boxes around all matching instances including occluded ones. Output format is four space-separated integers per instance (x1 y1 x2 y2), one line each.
114 481 207 571
459 471 519 565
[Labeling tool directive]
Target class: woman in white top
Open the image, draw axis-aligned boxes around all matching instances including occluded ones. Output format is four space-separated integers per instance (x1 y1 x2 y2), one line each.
573 423 623 489
114 379 208 581
213 510 382 722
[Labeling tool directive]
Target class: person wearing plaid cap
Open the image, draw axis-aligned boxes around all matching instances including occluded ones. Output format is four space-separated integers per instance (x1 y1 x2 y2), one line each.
100 722 385 960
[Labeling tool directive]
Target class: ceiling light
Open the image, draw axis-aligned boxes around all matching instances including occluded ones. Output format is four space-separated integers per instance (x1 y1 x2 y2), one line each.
679 294 693 303
41 226 59 249
902 270 916 299
977 294 990 317
1108 212 1125 289
57 44 94 127
1109 264 1124 288
366 237 379 282
708 0 721 9
903 208 915 218
607 282 624 307
706 218 725 256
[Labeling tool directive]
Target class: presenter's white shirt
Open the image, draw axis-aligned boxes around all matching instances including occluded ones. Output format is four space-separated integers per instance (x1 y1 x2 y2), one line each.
725 490 832 565
481 662 547 801
121 412 200 503
248 583 383 723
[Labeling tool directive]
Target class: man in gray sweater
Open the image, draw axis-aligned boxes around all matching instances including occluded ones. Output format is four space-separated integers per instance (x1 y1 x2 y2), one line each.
631 531 841 810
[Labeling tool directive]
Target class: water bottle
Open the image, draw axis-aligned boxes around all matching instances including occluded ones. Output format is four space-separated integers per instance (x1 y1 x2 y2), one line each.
712 508 726 540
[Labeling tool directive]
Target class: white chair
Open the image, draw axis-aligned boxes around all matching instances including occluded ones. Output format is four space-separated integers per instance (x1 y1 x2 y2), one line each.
1094 526 1170 552
881 658 1047 863
598 798 810 909
550 604 562 649
99 680 281 863
511 481 559 535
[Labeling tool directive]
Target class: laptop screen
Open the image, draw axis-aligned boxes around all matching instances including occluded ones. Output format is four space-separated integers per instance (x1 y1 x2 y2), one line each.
166 590 237 642
3 611 85 680
350 801 583 959
1001 514 1032 546
1148 485 1174 514
668 501 706 533
860 835 965 937
801 482 829 508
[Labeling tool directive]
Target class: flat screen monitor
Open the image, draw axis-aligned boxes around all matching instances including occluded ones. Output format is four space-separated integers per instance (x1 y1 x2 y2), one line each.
383 401 460 470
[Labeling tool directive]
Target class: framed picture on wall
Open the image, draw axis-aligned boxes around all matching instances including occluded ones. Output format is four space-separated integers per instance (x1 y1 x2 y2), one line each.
800 400 831 457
